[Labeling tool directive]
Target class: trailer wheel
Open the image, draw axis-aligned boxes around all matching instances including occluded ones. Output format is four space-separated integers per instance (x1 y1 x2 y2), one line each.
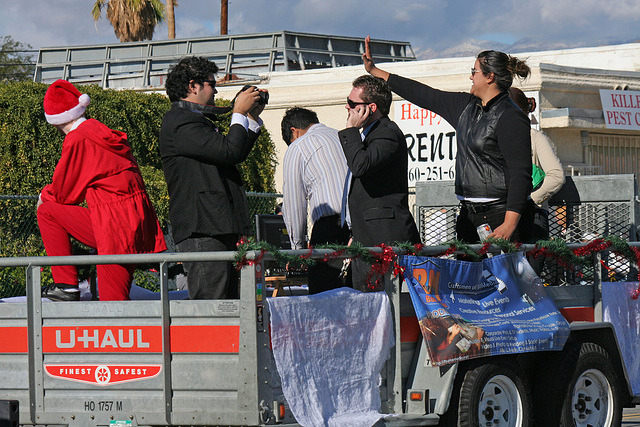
559 342 623 427
458 361 533 427
532 339 580 425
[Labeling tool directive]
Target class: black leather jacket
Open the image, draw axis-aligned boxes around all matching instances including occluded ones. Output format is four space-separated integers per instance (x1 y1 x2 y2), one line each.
455 92 530 202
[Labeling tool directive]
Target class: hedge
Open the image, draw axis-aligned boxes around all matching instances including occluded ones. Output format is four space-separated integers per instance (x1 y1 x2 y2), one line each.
0 81 277 295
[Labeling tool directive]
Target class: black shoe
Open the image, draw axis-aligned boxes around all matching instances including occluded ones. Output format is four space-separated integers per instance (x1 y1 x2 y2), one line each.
42 284 80 301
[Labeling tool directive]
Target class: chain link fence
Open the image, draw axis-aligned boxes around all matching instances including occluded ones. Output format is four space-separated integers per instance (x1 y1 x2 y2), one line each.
0 193 282 298
417 175 640 287
419 203 636 286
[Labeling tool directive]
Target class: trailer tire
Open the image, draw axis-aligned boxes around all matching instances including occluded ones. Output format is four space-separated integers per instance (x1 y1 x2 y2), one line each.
532 339 579 425
558 342 623 427
457 360 533 427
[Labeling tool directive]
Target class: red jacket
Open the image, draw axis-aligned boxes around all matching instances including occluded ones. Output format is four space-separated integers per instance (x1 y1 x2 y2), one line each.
41 119 167 255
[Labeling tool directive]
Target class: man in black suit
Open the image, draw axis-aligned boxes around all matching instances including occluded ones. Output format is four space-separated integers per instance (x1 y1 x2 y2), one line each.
339 75 420 291
159 56 266 299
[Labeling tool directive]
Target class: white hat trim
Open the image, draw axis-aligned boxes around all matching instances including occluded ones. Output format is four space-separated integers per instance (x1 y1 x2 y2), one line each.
45 94 91 125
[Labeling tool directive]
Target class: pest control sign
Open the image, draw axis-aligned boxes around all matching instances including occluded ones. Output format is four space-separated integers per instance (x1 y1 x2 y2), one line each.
600 89 640 130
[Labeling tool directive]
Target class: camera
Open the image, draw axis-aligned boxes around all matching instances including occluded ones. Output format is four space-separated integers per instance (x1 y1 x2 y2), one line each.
241 84 269 105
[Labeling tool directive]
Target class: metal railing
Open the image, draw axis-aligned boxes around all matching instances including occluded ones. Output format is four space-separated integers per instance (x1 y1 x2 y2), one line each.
2 177 636 297
0 193 282 298
0 242 635 300
35 31 416 89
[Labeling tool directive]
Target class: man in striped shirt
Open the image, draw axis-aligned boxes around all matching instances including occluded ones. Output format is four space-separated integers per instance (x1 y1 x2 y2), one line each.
280 107 351 294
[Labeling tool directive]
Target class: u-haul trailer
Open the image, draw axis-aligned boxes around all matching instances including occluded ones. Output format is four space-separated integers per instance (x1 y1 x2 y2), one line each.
0 245 638 426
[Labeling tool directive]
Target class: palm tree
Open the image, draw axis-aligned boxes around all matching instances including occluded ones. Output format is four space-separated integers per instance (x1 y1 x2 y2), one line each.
166 0 176 39
92 0 166 42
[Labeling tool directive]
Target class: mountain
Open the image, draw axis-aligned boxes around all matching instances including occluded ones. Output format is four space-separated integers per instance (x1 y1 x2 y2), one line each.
416 39 509 60
415 36 640 60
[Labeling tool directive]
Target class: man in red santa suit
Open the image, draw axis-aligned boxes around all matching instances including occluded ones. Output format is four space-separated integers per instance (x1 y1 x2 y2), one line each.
37 79 167 301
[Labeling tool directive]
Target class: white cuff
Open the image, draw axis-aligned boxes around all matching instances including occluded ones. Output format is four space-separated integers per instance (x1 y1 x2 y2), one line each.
248 116 263 133
231 113 249 130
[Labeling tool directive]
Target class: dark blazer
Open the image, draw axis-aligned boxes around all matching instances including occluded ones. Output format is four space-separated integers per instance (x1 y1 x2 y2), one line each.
338 116 420 247
159 101 260 244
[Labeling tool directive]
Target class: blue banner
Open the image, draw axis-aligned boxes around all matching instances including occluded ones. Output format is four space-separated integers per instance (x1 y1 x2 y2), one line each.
398 252 570 366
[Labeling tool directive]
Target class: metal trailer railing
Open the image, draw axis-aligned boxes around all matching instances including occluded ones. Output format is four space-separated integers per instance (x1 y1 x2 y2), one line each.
0 242 636 426
34 31 416 89
0 192 283 298
0 248 402 426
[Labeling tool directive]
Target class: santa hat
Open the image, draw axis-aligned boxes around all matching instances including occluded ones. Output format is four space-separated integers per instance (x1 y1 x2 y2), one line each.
43 79 91 125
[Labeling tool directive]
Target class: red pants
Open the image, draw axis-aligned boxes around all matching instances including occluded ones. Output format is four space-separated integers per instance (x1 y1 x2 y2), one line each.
37 201 134 301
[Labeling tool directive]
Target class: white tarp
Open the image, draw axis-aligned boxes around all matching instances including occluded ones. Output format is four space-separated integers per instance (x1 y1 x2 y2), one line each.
267 288 394 427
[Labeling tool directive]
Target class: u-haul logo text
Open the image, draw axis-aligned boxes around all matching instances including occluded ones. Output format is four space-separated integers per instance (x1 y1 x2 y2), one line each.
43 326 162 353
44 364 162 386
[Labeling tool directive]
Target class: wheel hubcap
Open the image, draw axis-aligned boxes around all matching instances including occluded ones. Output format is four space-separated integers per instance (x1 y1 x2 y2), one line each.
570 368 613 427
478 375 522 426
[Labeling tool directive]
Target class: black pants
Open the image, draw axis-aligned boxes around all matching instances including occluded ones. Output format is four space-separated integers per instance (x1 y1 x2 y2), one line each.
308 215 351 294
177 234 239 300
456 199 536 244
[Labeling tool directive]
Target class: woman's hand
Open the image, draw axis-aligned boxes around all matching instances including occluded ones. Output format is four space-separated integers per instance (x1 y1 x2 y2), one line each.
363 35 390 81
488 211 521 240
363 35 376 73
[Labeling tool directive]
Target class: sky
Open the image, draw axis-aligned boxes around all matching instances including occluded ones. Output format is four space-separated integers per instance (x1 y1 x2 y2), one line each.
2 0 640 59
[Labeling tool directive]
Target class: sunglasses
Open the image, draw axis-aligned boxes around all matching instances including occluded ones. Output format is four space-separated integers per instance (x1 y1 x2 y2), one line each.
470 68 482 76
347 97 370 109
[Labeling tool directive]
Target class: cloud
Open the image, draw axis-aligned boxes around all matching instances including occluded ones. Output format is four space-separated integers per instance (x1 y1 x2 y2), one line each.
540 0 640 23
394 3 432 23
1 0 638 61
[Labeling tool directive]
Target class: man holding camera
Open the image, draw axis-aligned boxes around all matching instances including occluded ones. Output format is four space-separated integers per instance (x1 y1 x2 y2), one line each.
159 56 267 299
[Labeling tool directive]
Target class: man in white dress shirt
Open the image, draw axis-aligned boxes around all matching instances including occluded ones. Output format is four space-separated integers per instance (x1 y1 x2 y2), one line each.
280 107 351 294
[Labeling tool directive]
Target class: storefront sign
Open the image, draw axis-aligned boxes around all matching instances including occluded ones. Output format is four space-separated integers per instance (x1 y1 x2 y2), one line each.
394 100 456 186
600 89 640 130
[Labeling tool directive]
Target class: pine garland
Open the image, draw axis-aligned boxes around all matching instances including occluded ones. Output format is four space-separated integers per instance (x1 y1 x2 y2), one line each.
233 236 640 298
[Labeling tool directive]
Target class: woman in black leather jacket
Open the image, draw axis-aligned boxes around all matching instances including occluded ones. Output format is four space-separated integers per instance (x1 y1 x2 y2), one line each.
361 36 535 243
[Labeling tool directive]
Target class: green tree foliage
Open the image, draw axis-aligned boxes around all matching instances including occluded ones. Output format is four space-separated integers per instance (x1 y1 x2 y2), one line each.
0 35 35 82
0 81 277 296
0 80 276 205
92 0 166 42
